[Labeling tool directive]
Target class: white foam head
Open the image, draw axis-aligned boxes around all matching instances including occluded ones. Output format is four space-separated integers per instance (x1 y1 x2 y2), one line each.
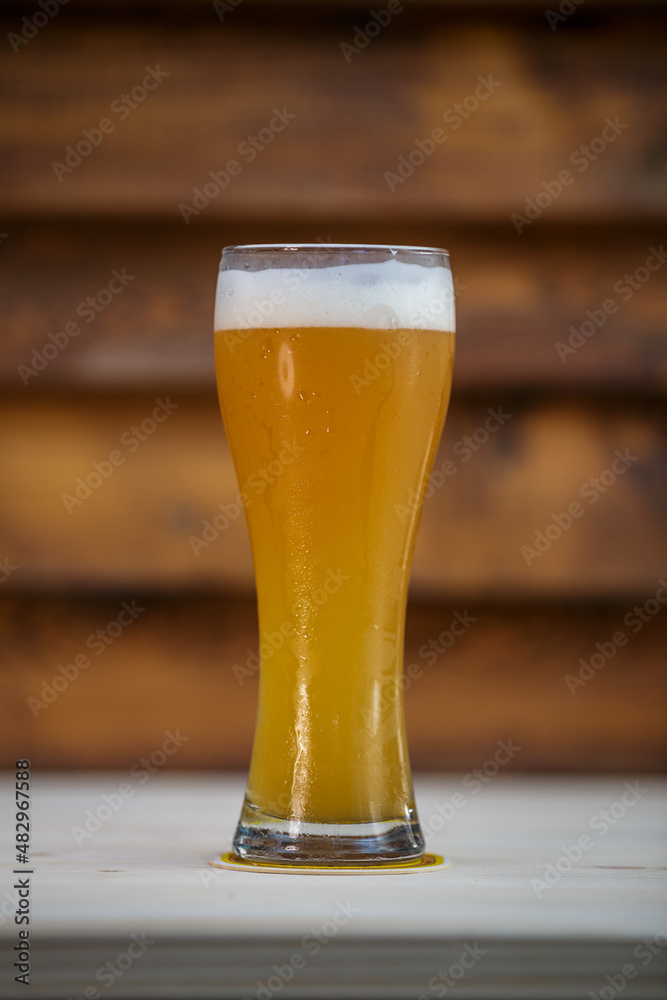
215 258 455 332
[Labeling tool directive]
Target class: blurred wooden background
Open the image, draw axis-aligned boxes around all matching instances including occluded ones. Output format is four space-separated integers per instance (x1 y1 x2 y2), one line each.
0 0 665 772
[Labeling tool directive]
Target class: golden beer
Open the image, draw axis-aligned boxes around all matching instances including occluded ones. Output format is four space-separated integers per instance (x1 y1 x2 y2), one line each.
214 246 455 864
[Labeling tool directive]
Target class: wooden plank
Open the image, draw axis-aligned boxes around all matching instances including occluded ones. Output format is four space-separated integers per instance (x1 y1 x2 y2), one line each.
1 775 666 995
0 775 666 996
1 222 666 393
0 394 665 596
1 596 666 771
0 12 665 219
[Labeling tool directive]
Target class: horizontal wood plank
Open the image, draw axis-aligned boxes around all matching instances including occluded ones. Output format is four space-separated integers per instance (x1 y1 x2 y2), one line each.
0 395 664 597
1 596 665 771
3 774 666 995
0 12 665 219
1 222 666 392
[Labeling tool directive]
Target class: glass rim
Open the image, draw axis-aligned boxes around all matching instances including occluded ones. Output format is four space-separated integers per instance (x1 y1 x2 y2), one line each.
221 243 450 256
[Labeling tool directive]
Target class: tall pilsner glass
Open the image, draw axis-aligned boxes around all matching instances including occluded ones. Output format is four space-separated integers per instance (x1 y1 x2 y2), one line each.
214 244 455 866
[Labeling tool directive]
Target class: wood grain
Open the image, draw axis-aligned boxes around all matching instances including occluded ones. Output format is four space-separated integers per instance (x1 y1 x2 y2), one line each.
1 222 666 392
0 394 665 597
3 774 665 995
1 0 665 792
1 596 665 771
0 10 664 218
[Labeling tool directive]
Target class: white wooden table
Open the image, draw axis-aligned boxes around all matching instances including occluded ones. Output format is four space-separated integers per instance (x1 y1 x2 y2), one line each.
1 773 666 998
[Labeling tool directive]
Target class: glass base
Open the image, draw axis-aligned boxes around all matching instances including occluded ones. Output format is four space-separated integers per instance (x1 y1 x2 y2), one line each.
209 850 449 874
232 799 425 866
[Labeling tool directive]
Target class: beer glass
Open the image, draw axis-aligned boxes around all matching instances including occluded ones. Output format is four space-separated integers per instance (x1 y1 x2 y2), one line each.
214 244 455 865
